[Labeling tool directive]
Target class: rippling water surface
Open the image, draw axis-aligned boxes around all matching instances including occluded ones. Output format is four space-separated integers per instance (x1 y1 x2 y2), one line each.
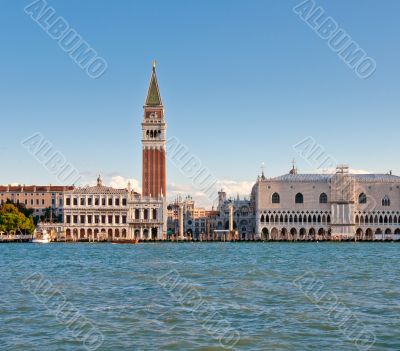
0 243 399 350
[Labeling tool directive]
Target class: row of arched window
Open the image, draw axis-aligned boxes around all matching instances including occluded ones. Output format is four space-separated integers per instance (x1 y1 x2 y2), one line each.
261 213 331 224
358 193 391 207
260 213 400 225
146 129 162 139
271 192 328 204
355 214 399 225
270 192 391 207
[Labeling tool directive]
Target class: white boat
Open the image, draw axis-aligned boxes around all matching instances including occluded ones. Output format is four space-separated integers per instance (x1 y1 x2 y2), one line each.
32 230 51 244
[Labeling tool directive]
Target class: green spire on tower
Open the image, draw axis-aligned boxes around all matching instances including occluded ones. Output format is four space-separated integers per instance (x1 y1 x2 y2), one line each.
145 61 163 106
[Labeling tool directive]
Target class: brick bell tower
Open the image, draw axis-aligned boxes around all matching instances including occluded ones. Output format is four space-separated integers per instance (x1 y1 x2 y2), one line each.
142 61 167 198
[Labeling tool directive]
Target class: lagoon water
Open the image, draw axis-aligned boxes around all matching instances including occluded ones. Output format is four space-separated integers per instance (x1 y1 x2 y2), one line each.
1 243 399 351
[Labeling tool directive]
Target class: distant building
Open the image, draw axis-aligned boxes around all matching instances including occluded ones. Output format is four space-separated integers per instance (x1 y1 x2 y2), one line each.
253 165 400 241
129 191 166 240
0 184 73 221
63 176 130 241
167 196 210 239
137 62 167 239
167 201 179 236
169 165 400 242
183 196 206 239
142 61 167 199
213 190 256 240
167 193 255 241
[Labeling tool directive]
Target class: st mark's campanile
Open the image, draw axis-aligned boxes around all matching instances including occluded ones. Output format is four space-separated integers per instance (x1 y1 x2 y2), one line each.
142 62 167 198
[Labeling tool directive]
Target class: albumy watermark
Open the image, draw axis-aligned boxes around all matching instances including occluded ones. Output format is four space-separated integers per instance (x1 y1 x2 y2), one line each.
24 0 108 79
293 136 336 171
158 270 240 349
293 0 376 79
21 132 83 186
293 271 376 351
22 272 104 351
293 136 378 213
166 136 221 206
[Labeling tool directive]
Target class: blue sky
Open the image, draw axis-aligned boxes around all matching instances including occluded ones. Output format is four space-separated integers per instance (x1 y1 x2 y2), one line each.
1 0 399 206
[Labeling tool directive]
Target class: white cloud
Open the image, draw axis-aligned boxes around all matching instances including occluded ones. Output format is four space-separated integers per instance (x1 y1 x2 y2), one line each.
80 174 141 192
168 182 195 194
109 176 141 191
217 179 254 197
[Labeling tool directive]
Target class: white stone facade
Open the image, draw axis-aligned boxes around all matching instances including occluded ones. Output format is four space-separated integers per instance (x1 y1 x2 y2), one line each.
128 192 166 240
253 166 400 241
63 177 130 241
62 176 166 241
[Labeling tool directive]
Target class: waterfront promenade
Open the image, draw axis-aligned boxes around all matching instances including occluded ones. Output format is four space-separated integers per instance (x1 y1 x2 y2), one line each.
1 235 399 243
0 233 32 243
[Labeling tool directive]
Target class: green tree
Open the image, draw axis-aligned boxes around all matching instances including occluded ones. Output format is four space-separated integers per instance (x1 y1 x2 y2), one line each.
0 203 35 234
4 199 36 224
